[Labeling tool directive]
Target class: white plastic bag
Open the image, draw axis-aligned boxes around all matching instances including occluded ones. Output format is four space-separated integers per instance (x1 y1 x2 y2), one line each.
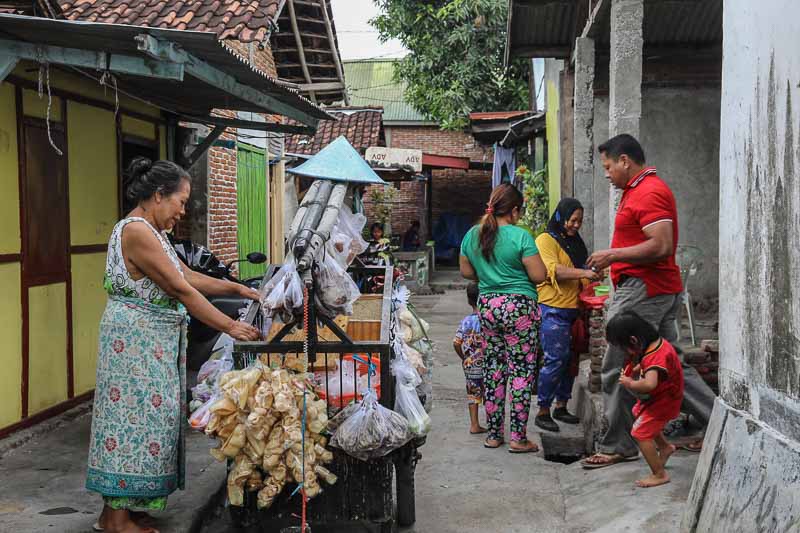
262 259 304 322
337 208 368 261
192 334 235 403
329 389 412 461
392 358 431 437
189 394 217 430
316 252 360 317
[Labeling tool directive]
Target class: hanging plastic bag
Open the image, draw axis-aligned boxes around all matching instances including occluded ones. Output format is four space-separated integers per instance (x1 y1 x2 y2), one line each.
392 357 431 437
316 252 360 317
189 394 218 430
261 259 303 322
329 389 412 461
336 208 368 263
412 338 435 413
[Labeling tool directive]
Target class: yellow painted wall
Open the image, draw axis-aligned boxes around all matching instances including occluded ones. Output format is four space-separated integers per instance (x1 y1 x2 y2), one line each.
0 83 20 254
159 125 167 158
545 79 561 214
28 283 68 415
71 253 107 395
0 263 22 428
68 102 118 245
122 115 156 140
22 89 63 122
13 62 160 119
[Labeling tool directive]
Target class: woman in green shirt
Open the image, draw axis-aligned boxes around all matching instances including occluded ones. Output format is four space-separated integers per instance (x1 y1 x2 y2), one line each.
460 184 547 452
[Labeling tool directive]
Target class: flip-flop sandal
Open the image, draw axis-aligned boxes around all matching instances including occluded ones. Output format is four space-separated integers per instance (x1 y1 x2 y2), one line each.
509 442 539 454
93 522 103 532
680 443 703 453
470 428 488 435
484 438 504 449
581 453 638 469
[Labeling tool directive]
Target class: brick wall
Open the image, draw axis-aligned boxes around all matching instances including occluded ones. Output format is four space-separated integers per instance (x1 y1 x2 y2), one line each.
363 180 427 240
361 125 493 241
388 125 493 162
684 340 720 395
430 168 491 230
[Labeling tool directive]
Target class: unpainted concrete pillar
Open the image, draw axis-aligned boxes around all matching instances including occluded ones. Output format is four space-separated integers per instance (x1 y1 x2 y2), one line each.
607 0 643 238
573 36 596 252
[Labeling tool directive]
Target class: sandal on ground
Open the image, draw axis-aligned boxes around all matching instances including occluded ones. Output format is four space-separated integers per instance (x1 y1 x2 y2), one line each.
581 453 639 469
484 437 504 449
534 413 560 432
470 427 488 435
552 406 580 425
680 439 703 452
509 440 539 454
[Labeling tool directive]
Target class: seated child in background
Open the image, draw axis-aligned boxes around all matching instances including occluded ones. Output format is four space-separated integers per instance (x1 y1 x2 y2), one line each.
606 310 685 488
453 282 487 435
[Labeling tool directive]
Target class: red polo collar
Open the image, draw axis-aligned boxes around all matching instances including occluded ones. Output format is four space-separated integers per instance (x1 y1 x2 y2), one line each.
625 167 658 189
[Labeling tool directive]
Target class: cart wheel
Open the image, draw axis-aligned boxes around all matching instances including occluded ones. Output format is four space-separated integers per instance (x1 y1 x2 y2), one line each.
395 456 416 527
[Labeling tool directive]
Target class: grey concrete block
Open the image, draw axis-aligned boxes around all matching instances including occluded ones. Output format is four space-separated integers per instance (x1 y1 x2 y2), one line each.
682 398 800 532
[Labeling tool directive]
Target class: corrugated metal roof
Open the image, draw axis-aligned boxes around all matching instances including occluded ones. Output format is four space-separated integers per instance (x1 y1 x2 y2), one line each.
507 0 722 61
0 13 332 121
640 0 723 47
506 0 577 60
343 59 431 124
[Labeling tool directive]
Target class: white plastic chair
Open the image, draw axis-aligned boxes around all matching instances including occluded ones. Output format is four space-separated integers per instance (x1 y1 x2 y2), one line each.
674 245 703 346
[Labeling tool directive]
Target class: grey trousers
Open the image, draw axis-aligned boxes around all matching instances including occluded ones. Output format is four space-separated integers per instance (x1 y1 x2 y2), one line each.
596 278 716 456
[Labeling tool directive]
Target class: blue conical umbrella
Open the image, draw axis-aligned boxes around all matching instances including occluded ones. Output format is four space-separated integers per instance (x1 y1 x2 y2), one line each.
287 136 386 185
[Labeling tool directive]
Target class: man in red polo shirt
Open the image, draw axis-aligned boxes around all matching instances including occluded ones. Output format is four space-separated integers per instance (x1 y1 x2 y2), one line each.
581 134 715 469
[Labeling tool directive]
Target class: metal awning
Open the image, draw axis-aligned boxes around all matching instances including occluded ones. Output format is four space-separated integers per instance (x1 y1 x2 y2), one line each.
505 0 723 64
0 13 334 126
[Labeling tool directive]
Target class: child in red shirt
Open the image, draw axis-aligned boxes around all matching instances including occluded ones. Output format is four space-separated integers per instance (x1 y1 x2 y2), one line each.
606 310 684 488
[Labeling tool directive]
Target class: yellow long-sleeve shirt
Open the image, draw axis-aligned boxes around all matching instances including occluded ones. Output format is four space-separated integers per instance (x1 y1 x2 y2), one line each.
535 232 586 309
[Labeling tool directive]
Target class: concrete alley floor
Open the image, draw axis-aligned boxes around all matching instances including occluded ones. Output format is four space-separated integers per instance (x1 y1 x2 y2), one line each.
0 289 699 533
408 290 699 533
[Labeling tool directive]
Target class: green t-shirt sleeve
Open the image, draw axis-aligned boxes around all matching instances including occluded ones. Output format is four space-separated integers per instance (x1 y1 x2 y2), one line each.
520 228 539 258
460 226 476 257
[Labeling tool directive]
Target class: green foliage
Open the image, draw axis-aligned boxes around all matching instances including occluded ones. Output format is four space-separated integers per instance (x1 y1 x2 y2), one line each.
368 185 399 231
517 165 549 235
371 0 530 130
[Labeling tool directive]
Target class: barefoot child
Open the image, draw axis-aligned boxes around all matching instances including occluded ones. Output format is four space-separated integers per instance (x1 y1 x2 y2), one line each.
454 282 487 435
606 311 684 488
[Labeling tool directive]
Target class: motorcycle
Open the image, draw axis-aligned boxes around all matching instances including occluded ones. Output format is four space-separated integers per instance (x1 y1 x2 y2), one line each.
168 235 267 371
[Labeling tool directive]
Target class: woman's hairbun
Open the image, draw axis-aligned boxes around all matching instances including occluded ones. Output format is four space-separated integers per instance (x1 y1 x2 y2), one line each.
125 157 189 204
128 156 153 178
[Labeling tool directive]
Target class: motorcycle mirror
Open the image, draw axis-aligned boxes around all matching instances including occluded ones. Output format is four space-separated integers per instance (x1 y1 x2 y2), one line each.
246 252 267 264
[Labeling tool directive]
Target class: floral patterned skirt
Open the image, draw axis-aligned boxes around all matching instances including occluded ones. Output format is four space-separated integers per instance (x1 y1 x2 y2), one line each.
86 295 187 500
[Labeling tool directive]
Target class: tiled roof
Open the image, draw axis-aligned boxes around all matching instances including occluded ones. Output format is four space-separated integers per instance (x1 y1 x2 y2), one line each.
343 59 431 124
285 108 384 155
469 111 530 121
59 0 281 43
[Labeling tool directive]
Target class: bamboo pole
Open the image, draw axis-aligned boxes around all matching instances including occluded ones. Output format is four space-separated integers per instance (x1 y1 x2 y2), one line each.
297 183 348 272
287 179 322 246
292 180 334 261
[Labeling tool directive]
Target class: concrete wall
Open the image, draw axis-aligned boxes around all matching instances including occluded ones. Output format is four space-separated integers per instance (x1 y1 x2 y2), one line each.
591 88 720 302
682 1 800 530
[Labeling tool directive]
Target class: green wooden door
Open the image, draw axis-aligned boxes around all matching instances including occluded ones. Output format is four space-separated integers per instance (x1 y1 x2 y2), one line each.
237 143 269 279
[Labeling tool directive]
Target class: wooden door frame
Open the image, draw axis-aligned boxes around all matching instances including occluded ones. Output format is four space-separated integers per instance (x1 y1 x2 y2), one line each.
15 87 74 418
